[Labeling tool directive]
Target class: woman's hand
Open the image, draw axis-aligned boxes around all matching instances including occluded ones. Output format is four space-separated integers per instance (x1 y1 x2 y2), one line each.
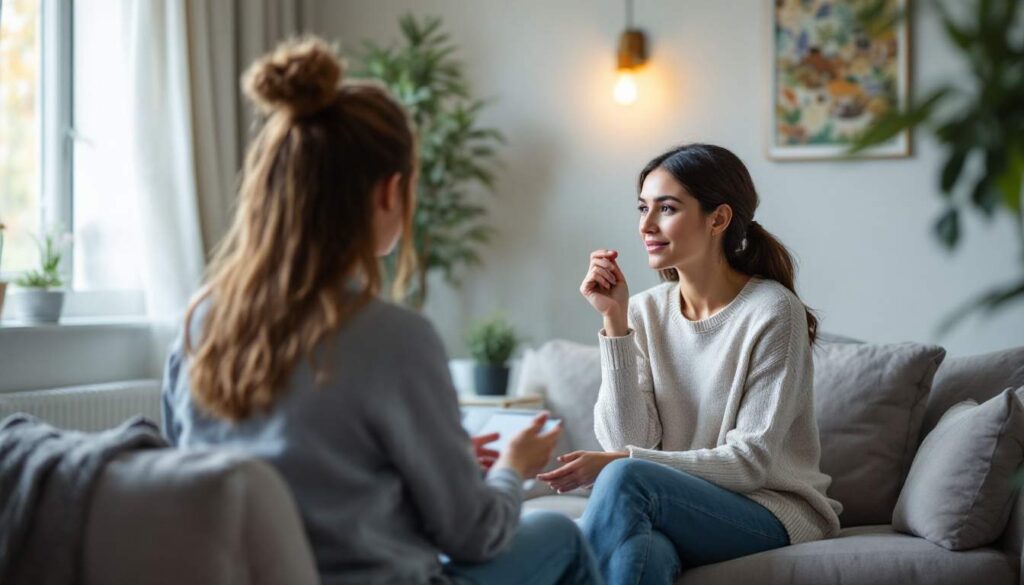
493 412 562 479
580 250 630 336
536 450 629 494
471 432 501 471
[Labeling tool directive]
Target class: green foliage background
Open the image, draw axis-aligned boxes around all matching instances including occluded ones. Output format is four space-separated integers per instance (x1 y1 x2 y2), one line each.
354 15 505 308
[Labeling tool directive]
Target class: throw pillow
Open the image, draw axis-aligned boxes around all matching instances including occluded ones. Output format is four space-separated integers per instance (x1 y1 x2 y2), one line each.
517 340 603 498
892 387 1024 550
813 340 946 526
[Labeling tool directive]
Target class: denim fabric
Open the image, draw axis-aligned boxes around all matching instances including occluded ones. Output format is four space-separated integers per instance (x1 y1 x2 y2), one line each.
580 458 789 585
445 511 604 585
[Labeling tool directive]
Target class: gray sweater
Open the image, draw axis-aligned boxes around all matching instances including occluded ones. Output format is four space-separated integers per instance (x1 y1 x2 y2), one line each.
162 298 523 585
595 278 843 544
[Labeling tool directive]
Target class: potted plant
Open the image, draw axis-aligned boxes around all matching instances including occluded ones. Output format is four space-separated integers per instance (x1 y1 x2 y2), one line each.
8 229 71 323
0 221 6 318
464 315 521 396
355 15 505 308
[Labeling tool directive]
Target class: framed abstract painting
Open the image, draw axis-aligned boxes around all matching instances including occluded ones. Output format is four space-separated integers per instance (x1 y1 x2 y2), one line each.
770 0 911 160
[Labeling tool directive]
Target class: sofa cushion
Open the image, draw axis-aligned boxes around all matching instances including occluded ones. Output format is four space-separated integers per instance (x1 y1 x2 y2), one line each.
812 340 946 526
893 388 1024 550
522 494 589 520
516 341 603 499
921 346 1024 441
681 525 1016 585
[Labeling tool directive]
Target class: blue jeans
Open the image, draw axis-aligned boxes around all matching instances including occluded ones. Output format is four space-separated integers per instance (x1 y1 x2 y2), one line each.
579 458 789 585
444 511 604 585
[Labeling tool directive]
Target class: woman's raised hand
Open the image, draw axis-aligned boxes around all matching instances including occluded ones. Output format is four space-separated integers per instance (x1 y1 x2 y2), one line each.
494 412 562 479
580 250 630 336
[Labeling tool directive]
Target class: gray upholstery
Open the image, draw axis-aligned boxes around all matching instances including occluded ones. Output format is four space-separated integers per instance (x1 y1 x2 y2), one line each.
82 449 317 585
681 525 1017 585
921 346 1024 441
811 340 946 526
894 389 1024 550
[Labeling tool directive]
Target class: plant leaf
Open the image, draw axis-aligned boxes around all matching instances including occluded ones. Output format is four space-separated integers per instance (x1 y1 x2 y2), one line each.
849 89 950 154
937 276 1024 335
934 207 960 250
940 149 968 194
997 146 1024 214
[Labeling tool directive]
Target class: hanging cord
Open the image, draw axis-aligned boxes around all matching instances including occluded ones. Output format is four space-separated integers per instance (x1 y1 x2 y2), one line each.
625 0 634 29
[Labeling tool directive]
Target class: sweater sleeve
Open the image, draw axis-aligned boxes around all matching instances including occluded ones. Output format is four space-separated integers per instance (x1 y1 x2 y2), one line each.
593 306 662 451
369 313 522 564
628 300 811 494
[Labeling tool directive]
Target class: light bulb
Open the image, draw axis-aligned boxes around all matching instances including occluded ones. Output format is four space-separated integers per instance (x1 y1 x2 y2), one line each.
613 70 638 105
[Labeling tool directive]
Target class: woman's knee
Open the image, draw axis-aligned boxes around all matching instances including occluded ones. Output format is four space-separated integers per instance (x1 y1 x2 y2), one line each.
593 457 662 496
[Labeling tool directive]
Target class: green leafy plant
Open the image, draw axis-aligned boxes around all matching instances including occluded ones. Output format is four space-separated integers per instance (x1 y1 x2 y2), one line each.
354 14 505 308
851 0 1024 332
14 229 70 289
465 315 520 366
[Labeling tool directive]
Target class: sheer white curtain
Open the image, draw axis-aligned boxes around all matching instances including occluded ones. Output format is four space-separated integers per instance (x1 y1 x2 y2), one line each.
126 0 205 323
124 0 314 324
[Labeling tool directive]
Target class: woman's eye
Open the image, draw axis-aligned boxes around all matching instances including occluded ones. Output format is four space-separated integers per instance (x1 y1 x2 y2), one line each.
637 206 649 214
660 205 675 214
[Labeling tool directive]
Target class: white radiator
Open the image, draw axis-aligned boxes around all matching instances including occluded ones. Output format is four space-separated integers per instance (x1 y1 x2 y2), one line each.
0 379 162 432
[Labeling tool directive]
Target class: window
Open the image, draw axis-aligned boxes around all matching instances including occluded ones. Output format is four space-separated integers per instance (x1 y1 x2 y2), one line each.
0 0 42 276
1 0 143 316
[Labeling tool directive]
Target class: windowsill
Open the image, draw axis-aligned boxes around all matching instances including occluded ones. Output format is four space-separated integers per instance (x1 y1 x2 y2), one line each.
0 315 151 332
0 314 160 394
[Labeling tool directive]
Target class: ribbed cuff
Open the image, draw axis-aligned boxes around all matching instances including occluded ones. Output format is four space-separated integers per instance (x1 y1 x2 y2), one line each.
598 329 636 370
627 445 669 462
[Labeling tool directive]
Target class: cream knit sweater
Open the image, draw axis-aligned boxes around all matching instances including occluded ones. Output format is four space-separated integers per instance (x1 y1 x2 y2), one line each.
594 277 843 544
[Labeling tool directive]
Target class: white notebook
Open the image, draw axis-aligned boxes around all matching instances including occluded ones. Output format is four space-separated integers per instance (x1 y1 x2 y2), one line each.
470 411 561 453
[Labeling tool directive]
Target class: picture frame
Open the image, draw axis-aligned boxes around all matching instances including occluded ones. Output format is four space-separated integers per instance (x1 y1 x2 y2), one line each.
769 0 911 161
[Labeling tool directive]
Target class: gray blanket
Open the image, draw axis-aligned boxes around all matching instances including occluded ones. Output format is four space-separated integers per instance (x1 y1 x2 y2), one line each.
0 413 167 585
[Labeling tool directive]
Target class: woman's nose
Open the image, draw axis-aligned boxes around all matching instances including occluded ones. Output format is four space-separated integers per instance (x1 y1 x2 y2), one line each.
640 216 657 234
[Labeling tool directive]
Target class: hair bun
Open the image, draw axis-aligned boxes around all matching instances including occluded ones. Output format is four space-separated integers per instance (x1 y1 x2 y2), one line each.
243 37 343 117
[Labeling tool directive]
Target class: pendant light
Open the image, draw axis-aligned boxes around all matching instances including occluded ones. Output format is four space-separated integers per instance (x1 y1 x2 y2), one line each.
614 0 648 105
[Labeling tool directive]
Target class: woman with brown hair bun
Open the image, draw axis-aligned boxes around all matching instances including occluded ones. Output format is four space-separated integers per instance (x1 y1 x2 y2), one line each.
161 37 600 585
538 144 843 584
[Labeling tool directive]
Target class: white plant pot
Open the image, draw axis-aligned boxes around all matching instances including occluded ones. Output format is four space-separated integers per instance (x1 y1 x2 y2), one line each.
7 289 65 323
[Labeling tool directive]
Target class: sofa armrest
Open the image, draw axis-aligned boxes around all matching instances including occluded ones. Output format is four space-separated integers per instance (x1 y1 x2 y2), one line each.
83 449 318 585
1000 487 1024 585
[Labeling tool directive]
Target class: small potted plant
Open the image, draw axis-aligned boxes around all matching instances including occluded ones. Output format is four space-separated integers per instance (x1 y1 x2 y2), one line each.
0 221 7 317
464 314 521 396
8 229 71 323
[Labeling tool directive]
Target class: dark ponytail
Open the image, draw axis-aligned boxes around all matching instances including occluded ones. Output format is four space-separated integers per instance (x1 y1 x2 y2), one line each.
639 144 818 344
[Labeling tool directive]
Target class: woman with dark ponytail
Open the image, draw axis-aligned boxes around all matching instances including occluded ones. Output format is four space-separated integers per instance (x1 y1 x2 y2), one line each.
537 144 842 584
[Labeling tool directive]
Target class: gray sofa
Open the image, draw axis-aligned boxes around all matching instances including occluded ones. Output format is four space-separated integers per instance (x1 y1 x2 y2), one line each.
77 336 1024 584
517 336 1024 584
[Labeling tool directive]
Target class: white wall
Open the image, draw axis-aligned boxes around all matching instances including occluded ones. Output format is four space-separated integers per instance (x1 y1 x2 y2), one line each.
318 0 1024 357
